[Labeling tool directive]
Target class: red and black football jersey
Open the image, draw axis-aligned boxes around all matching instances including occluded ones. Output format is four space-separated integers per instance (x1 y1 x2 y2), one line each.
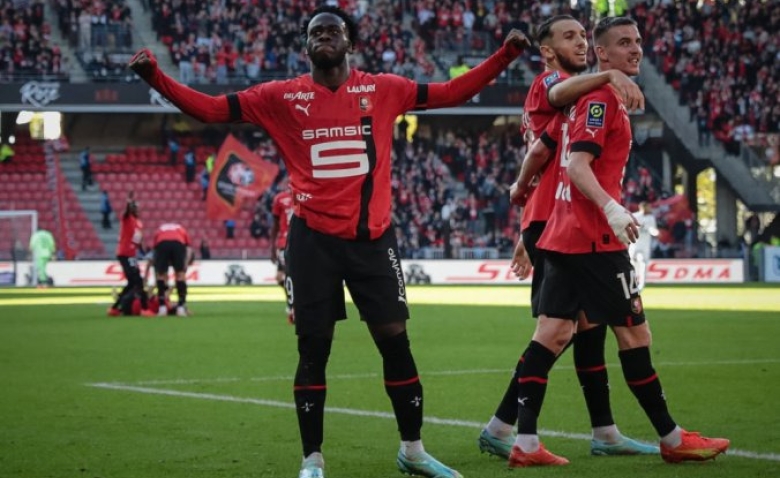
520 69 569 230
235 70 425 240
538 85 632 253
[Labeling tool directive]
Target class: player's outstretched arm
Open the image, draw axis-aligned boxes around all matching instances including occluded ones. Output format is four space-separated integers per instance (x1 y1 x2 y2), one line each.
510 137 553 206
423 29 529 109
129 48 232 123
568 153 639 244
548 70 644 111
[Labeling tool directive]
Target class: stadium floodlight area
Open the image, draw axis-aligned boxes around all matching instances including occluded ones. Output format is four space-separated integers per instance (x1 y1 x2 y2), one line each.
0 210 38 286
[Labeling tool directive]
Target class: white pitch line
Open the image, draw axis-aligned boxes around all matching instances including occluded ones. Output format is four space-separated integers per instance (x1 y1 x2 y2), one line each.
87 382 780 463
132 358 780 386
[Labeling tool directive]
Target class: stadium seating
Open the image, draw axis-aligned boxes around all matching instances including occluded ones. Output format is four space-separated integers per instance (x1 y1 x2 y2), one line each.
93 141 272 259
634 1 780 153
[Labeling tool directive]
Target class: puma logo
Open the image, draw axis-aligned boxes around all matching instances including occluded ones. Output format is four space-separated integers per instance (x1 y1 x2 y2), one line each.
518 396 529 406
295 103 311 116
586 128 598 138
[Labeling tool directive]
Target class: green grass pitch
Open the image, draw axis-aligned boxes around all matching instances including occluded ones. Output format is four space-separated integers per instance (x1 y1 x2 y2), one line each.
1 285 779 478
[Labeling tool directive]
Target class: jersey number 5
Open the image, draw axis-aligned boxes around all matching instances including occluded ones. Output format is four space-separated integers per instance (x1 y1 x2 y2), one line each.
311 141 369 179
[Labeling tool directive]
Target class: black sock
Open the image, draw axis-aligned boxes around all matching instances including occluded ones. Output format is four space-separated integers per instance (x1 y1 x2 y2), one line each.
517 341 557 434
175 280 187 306
157 280 167 305
112 284 131 309
294 335 332 456
574 326 614 428
619 346 677 436
493 353 525 425
377 331 423 441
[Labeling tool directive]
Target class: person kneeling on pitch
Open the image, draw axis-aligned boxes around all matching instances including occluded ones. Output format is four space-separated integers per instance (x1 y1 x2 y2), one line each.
152 222 193 316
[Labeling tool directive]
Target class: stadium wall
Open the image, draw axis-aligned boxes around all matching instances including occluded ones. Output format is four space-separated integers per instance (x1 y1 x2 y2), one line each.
0 259 744 287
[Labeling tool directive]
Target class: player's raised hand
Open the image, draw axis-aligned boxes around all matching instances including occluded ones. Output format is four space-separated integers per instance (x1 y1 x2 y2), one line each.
504 29 531 52
510 240 532 280
603 199 639 245
129 48 158 79
607 70 644 112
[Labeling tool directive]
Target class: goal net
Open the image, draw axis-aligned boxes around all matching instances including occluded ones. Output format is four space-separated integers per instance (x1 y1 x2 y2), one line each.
0 210 38 286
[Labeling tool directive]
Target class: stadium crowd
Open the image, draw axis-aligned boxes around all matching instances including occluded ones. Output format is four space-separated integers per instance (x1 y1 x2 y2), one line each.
633 0 780 157
145 0 436 84
0 0 67 81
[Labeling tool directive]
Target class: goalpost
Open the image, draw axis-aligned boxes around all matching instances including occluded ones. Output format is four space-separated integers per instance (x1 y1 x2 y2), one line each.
0 210 38 286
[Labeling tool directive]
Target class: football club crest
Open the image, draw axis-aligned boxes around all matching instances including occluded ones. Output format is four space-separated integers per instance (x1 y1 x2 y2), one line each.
586 101 606 128
631 296 643 314
359 96 373 113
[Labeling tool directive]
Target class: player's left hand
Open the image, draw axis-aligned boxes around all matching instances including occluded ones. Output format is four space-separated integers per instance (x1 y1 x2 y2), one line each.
603 199 640 245
510 240 532 280
504 29 531 52
270 247 278 265
509 179 534 206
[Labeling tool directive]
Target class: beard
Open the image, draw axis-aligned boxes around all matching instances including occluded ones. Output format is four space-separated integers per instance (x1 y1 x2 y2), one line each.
557 54 589 74
308 48 347 70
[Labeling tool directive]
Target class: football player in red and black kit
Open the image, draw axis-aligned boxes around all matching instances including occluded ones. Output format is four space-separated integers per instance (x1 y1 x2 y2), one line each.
270 179 294 324
129 6 529 478
509 17 729 466
108 191 152 317
152 222 192 317
478 15 656 467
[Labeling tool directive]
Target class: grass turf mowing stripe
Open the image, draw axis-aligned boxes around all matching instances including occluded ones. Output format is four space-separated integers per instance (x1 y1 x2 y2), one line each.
130 358 780 385
86 382 780 463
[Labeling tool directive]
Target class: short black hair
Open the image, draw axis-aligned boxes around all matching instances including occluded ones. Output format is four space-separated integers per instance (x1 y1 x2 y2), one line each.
533 15 576 44
301 5 358 47
593 16 638 45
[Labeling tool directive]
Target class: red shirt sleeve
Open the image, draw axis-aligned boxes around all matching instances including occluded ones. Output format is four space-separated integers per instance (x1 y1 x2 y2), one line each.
271 193 282 218
568 88 619 159
375 73 420 116
540 113 563 149
235 82 274 129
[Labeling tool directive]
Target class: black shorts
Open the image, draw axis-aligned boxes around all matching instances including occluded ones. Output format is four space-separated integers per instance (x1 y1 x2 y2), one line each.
286 216 410 335
537 250 646 327
118 255 142 285
276 248 286 273
522 221 546 317
154 240 187 274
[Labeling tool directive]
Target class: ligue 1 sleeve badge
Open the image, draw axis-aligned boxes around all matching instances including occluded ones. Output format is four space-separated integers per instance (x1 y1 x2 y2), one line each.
359 96 373 113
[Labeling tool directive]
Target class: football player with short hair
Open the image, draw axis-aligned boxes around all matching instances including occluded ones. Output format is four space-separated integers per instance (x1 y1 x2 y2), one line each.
152 222 192 317
130 5 530 477
108 191 152 317
511 16 729 466
480 14 656 467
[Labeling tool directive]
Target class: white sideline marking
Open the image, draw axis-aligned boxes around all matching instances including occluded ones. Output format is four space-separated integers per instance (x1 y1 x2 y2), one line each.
133 358 780 385
87 382 780 463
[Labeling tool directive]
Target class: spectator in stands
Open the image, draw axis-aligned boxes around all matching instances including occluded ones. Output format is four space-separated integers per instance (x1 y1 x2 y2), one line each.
100 189 113 229
0 142 13 163
224 219 235 239
29 228 55 287
167 136 179 166
184 148 196 183
200 167 209 200
205 153 215 173
449 55 470 78
199 239 211 260
249 212 269 239
79 147 93 190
